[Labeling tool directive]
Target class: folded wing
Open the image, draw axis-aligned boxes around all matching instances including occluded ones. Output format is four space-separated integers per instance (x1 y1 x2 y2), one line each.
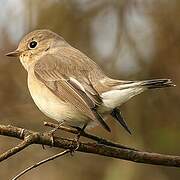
34 50 111 132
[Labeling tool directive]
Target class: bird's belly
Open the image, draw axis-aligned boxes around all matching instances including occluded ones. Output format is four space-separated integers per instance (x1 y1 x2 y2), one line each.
27 74 89 127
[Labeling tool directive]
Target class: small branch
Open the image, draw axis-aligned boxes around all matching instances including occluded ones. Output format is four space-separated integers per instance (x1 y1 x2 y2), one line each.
0 134 34 162
11 149 71 180
44 121 137 151
0 126 39 162
0 124 180 168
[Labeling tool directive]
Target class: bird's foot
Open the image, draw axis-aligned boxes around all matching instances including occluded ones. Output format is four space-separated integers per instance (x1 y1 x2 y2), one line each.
46 122 64 147
69 125 87 154
69 132 81 155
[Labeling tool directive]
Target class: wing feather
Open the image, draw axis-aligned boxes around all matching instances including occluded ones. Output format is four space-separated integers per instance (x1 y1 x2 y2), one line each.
34 49 110 132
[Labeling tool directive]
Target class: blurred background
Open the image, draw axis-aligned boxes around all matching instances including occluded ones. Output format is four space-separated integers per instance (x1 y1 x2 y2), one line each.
0 0 180 179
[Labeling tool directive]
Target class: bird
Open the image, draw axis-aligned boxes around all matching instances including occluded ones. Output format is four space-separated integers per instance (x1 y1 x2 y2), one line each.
6 29 175 136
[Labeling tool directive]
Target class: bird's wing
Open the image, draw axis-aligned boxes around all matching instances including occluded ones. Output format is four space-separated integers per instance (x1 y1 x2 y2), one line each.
34 49 110 132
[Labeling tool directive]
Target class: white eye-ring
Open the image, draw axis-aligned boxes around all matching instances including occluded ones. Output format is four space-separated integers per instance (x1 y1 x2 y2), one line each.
28 40 38 49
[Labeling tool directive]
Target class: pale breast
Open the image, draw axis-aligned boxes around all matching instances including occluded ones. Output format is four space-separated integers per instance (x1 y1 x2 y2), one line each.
27 71 87 126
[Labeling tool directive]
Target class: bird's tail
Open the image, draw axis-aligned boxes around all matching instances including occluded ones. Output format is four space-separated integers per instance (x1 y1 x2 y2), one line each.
138 79 175 89
101 78 175 111
108 79 175 135
117 78 175 90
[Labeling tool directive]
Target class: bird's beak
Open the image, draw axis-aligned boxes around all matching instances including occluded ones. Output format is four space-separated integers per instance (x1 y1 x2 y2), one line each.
5 49 21 57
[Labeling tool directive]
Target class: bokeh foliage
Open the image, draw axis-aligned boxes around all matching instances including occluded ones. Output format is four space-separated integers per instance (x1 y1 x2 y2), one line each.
0 0 180 179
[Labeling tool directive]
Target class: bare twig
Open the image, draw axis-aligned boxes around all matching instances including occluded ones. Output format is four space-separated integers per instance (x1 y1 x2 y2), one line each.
11 149 71 180
0 134 35 162
0 126 39 162
0 124 180 168
44 121 138 151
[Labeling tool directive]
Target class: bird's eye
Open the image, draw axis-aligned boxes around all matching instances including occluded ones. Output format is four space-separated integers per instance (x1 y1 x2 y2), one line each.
28 41 38 49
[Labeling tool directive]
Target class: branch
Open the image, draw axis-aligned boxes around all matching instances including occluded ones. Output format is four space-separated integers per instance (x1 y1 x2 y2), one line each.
12 149 71 180
0 124 180 168
43 121 138 151
0 134 34 162
0 126 37 162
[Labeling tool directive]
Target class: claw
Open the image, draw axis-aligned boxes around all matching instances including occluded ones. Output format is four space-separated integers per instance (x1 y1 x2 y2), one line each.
69 124 87 152
46 121 64 147
42 144 46 150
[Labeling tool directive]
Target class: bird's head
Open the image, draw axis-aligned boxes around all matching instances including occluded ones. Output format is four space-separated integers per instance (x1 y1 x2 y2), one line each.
6 29 67 70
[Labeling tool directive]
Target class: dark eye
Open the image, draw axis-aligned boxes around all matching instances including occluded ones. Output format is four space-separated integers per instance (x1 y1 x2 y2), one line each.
29 41 38 49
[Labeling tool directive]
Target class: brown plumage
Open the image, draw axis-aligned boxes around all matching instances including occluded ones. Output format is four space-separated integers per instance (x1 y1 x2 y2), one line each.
6 29 175 134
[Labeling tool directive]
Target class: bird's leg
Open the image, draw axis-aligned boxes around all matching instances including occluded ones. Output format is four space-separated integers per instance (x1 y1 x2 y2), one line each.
76 124 87 141
48 121 64 134
47 121 64 147
70 124 87 152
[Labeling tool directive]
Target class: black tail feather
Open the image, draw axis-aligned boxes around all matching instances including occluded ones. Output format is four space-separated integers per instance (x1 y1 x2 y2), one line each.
111 108 131 135
140 79 175 89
